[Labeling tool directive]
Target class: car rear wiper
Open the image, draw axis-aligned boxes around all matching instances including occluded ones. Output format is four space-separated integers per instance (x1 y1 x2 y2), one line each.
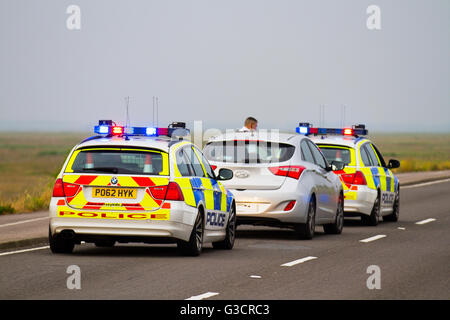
82 167 119 174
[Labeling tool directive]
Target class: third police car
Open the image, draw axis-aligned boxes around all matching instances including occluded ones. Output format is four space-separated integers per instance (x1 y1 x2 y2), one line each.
300 123 401 226
49 121 236 256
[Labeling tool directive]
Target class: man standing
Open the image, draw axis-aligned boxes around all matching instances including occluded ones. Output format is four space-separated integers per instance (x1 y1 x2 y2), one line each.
239 117 258 132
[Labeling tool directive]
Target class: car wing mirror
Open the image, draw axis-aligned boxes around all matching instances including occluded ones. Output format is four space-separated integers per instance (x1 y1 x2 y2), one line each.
216 168 233 181
331 161 346 171
387 159 400 169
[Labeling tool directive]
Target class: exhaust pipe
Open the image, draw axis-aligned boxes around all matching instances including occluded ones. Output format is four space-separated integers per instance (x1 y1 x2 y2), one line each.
60 229 75 240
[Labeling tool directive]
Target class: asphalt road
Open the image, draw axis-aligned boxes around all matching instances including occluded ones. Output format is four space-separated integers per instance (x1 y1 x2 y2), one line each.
0 179 449 300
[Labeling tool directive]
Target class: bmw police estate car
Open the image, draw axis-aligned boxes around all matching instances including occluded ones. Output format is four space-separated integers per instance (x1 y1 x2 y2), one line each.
49 121 236 256
302 123 400 226
203 129 344 240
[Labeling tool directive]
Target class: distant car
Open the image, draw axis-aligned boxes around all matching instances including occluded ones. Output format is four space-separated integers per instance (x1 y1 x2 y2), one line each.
203 130 344 239
305 124 400 225
49 121 235 256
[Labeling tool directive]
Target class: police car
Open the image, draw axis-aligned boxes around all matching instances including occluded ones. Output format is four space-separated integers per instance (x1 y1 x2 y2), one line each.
203 129 344 240
300 123 400 226
49 121 236 256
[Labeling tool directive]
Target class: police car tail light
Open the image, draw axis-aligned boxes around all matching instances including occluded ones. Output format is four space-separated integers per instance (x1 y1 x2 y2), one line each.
52 178 65 197
149 185 168 200
341 171 367 185
211 165 217 171
63 182 80 197
353 171 367 185
269 166 306 180
164 182 184 201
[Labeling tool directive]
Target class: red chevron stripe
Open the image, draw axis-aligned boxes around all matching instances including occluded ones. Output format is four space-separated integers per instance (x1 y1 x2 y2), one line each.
132 177 156 187
75 175 98 185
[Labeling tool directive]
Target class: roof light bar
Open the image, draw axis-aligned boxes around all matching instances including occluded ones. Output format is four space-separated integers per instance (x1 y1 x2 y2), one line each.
296 123 368 136
93 121 189 138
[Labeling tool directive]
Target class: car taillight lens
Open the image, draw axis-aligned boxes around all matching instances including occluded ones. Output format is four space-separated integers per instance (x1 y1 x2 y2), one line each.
164 182 184 201
149 185 168 200
211 165 217 171
63 182 80 197
352 171 367 185
52 178 65 197
340 171 367 185
269 166 305 180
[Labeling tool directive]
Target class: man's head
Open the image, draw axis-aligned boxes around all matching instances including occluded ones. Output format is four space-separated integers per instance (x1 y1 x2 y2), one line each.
244 117 258 130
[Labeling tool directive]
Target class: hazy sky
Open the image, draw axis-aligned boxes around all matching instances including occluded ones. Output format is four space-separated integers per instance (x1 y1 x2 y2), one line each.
0 0 449 132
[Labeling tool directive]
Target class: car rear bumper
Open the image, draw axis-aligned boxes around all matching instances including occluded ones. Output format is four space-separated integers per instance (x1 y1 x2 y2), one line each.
49 198 197 242
343 186 377 216
230 188 310 225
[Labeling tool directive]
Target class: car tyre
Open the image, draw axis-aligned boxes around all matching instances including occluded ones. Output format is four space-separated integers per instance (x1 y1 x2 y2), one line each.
383 189 400 222
362 192 380 226
295 197 316 240
323 193 344 234
177 209 204 256
49 228 74 254
213 204 236 250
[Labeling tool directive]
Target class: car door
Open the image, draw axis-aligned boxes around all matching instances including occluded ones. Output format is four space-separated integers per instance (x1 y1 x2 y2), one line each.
188 146 227 230
363 143 390 210
306 140 337 220
300 140 328 221
370 143 396 210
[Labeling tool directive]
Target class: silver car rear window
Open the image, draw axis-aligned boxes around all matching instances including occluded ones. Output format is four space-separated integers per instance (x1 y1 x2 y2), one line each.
204 140 295 164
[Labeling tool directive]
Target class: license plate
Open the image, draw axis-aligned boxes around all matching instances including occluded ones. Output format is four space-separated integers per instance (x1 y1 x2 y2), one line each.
236 202 258 213
92 187 137 199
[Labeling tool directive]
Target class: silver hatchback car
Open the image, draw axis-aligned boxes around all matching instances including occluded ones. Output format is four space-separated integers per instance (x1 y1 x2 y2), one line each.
203 130 344 239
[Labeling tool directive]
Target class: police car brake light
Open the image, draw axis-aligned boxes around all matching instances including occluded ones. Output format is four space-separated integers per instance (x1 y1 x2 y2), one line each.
165 182 184 201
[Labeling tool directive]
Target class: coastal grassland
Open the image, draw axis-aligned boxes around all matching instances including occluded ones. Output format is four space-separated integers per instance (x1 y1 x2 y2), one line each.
0 132 88 214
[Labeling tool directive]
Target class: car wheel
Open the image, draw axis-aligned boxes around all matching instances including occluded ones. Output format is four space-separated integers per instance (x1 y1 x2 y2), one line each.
213 205 236 250
177 208 204 256
295 197 316 240
362 192 380 226
383 189 400 222
323 193 344 234
49 228 74 254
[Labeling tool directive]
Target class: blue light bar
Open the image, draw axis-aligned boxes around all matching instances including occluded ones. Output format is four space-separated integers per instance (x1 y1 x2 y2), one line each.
295 122 368 136
93 121 189 138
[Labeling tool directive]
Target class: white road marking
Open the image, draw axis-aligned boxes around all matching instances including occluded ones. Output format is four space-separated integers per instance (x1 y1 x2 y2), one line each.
359 235 386 243
403 178 450 189
185 292 219 300
0 246 49 257
415 218 436 225
250 275 262 279
397 227 406 230
281 256 317 267
0 217 48 228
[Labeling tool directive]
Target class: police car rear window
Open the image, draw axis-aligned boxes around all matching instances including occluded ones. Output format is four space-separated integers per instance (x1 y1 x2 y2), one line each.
66 149 168 175
318 146 352 166
203 141 295 164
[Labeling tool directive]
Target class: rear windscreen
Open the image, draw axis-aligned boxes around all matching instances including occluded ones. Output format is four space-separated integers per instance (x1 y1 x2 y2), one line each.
203 141 295 164
66 149 168 175
318 146 352 166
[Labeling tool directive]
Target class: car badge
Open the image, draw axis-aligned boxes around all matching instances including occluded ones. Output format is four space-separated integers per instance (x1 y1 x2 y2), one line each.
110 176 118 185
234 170 249 179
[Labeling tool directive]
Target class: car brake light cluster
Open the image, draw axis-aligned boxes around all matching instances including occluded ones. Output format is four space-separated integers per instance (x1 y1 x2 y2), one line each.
52 179 80 197
340 171 367 185
269 166 306 180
